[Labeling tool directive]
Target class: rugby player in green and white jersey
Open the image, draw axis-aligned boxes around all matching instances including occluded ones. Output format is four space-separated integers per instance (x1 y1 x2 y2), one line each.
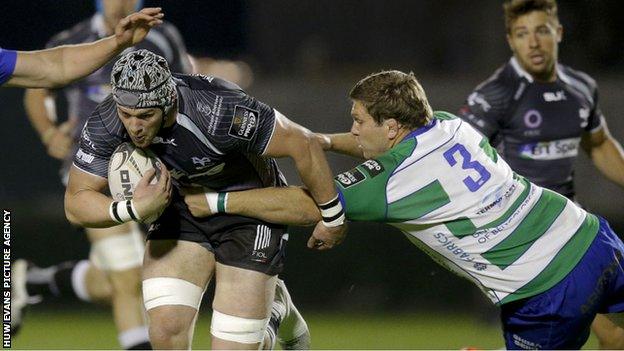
183 70 624 349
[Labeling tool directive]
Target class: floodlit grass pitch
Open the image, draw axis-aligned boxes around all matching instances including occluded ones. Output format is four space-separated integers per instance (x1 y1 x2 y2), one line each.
11 310 600 349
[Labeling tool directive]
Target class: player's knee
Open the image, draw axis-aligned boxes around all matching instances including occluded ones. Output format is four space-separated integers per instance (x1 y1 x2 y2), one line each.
90 227 144 272
148 313 191 349
210 310 269 345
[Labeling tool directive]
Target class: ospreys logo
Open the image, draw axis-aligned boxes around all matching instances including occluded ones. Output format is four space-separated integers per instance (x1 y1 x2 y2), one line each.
228 105 258 140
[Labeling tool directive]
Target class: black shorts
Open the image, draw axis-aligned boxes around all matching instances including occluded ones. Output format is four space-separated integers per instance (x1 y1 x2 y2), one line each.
147 192 288 276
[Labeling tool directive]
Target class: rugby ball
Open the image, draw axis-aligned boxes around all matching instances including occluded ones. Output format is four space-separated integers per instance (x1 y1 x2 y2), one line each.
108 142 162 202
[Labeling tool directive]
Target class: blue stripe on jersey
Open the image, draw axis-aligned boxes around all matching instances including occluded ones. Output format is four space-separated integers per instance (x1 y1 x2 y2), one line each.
0 48 17 85
401 119 437 140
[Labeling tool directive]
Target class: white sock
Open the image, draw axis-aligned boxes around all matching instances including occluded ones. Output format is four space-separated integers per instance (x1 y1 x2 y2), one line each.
118 325 150 349
71 260 91 302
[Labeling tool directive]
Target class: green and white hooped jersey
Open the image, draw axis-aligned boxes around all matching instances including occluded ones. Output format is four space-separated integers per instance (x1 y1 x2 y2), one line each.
334 111 599 305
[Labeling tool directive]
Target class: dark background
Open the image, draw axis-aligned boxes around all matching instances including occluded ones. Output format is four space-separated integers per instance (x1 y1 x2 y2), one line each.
1 1 623 314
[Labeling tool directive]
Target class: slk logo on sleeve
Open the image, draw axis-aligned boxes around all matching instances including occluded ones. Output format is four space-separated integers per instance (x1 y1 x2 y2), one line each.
335 168 366 188
361 160 384 177
228 105 258 141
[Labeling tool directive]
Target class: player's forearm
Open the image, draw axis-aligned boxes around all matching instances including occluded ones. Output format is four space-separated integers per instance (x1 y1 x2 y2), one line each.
591 137 624 187
24 89 56 142
8 37 121 88
293 135 339 204
227 187 320 226
327 133 364 158
56 36 124 86
64 188 119 228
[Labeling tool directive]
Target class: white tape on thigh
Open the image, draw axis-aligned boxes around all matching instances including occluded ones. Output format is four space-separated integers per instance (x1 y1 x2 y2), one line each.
210 310 269 345
143 277 204 311
89 224 145 271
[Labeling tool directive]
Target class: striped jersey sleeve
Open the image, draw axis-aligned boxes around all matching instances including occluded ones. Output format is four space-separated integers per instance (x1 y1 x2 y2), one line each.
73 97 124 178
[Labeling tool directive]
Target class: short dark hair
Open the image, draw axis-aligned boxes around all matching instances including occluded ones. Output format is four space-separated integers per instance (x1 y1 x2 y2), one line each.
349 70 432 129
503 0 559 33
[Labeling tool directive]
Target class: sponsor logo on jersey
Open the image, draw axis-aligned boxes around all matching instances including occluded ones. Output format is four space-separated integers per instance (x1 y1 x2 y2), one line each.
251 225 272 263
361 160 384 178
433 233 474 262
191 156 212 169
473 262 487 271
543 90 566 102
206 97 224 134
81 127 97 150
473 185 537 244
152 136 177 146
512 334 542 350
519 137 580 160
76 149 95 164
467 92 491 112
523 109 542 128
335 169 366 188
476 183 517 215
228 105 258 140
197 102 212 116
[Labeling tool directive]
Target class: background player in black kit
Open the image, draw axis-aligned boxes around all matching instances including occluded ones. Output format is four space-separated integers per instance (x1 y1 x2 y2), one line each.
65 49 346 349
19 1 191 349
459 0 624 348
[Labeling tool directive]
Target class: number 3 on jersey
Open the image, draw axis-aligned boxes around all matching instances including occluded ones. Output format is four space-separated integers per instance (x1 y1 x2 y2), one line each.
443 143 491 192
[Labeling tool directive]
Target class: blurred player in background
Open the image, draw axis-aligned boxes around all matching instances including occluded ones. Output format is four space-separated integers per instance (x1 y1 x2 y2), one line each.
184 70 624 350
0 8 162 89
63 49 336 349
17 1 191 349
458 0 624 348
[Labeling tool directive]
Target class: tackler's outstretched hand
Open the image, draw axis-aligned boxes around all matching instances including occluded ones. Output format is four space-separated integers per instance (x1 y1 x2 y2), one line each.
133 162 172 222
115 7 165 49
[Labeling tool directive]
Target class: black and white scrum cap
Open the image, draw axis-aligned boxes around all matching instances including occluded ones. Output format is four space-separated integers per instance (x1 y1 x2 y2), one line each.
111 49 176 113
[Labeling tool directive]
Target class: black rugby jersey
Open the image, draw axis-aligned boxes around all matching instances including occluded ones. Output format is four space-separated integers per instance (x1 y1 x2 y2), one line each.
459 57 604 199
47 14 192 141
73 74 287 192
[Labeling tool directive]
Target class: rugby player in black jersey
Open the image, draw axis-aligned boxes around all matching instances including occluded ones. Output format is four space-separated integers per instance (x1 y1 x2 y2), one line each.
459 0 624 348
65 49 346 349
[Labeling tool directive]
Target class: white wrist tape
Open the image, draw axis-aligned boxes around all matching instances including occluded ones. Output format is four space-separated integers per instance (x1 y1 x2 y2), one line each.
109 200 141 223
318 195 346 227
205 192 228 213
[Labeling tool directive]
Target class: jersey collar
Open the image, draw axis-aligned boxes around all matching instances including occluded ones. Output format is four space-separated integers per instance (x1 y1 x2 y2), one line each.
401 118 437 142
509 57 534 83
